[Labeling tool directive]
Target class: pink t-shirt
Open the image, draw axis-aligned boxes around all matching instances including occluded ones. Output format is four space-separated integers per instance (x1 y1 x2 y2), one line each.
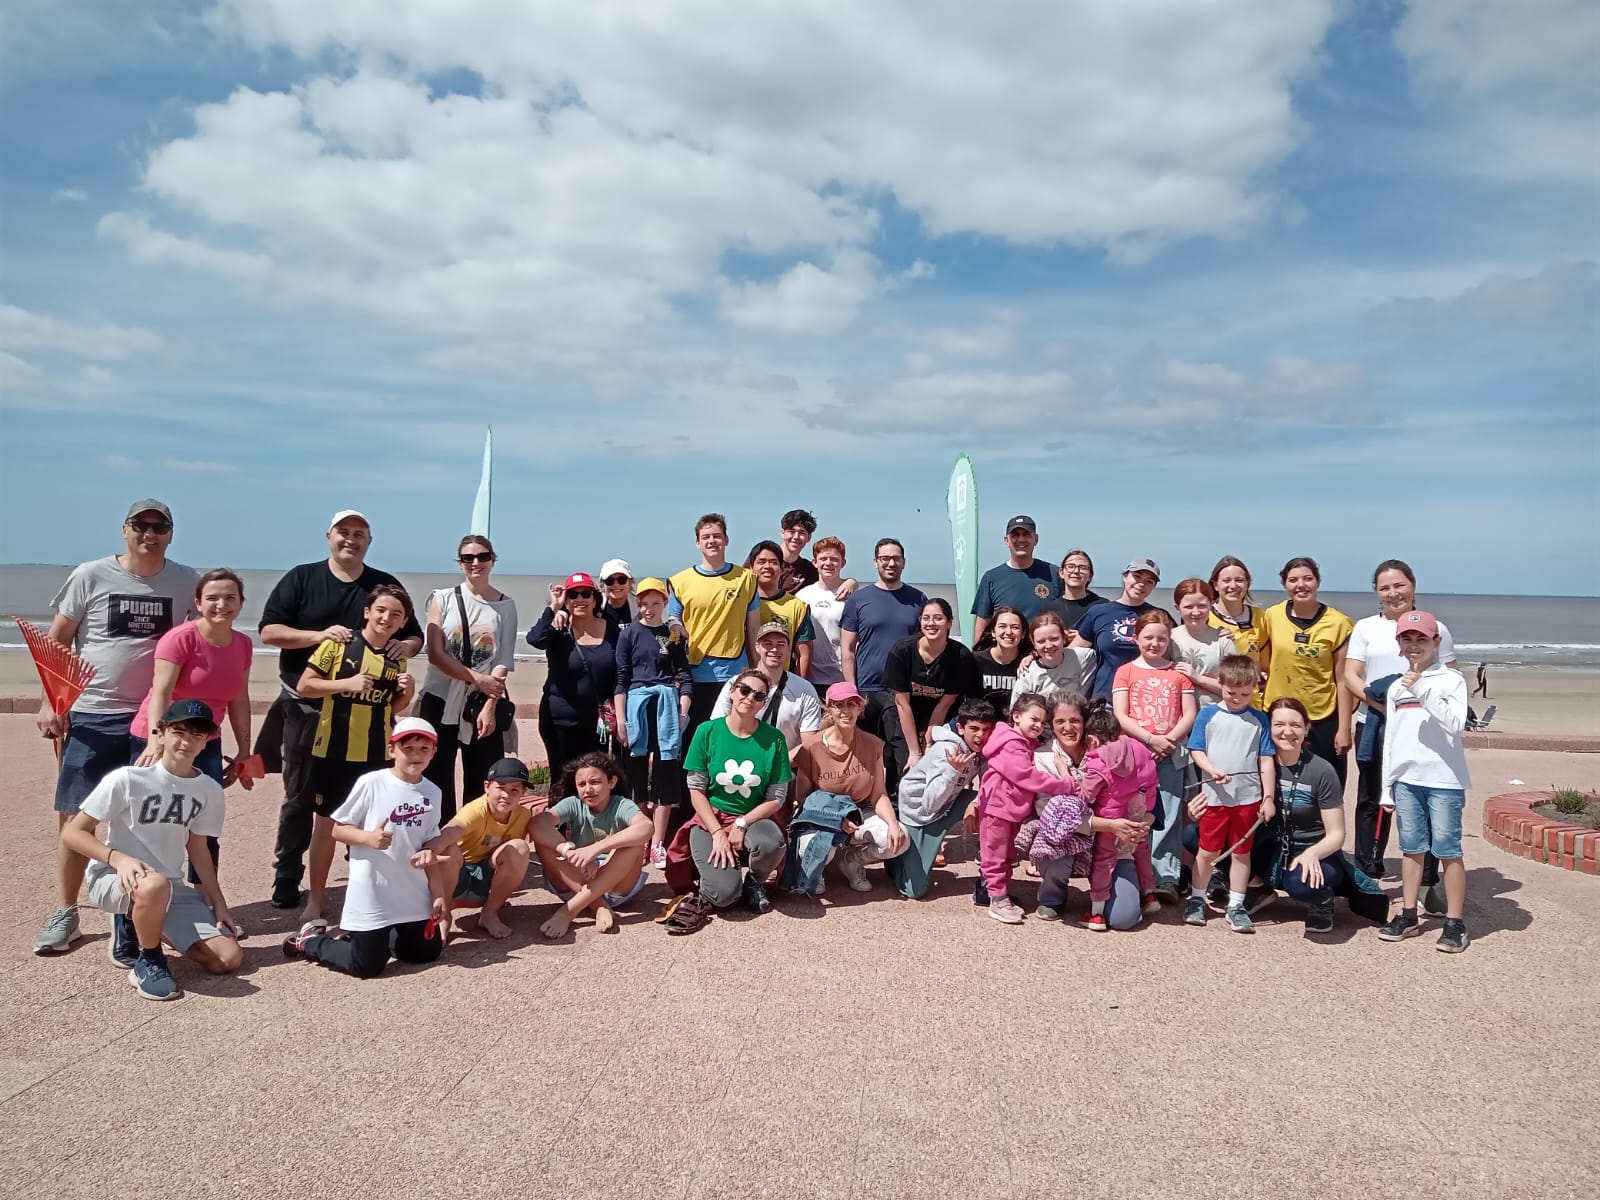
131 622 253 739
1112 661 1192 737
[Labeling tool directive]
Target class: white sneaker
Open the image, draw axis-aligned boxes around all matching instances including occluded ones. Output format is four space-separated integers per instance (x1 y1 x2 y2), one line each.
987 896 1025 924
837 848 872 892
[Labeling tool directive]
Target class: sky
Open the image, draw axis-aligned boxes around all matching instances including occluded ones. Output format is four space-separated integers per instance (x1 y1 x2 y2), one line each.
1 0 1597 596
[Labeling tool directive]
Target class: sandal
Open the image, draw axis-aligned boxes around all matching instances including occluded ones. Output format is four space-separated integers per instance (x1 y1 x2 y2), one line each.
665 894 713 936
654 894 687 924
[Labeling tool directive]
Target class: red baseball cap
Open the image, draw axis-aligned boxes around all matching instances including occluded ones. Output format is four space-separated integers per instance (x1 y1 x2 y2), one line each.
1395 610 1440 639
563 572 598 591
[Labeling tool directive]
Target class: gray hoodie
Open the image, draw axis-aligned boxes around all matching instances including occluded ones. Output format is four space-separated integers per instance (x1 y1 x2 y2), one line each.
897 723 985 826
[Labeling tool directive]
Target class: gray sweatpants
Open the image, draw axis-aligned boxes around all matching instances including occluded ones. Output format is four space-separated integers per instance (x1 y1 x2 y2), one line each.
689 819 786 907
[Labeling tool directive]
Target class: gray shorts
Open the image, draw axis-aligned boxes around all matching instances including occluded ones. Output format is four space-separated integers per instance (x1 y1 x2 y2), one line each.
85 864 223 953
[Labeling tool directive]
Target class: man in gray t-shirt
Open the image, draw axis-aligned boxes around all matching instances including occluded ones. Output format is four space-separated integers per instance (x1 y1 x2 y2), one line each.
34 499 197 955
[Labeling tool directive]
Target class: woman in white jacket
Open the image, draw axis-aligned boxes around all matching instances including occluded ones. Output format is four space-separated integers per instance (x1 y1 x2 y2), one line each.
1377 610 1471 954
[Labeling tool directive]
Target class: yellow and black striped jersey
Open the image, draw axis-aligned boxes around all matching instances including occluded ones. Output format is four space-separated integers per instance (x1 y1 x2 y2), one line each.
307 634 406 765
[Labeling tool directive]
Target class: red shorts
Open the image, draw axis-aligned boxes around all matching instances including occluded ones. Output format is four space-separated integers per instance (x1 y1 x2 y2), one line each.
1198 803 1261 854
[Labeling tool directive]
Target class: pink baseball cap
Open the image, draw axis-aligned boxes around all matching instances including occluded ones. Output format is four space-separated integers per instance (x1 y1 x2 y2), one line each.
825 682 863 704
1395 610 1440 639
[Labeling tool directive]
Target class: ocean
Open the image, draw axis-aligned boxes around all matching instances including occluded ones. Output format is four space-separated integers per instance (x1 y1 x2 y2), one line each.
2 563 1597 670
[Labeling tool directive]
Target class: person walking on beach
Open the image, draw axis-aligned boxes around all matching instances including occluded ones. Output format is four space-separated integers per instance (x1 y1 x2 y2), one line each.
258 510 422 911
840 538 927 794
970 515 1061 646
34 500 199 955
1474 662 1489 699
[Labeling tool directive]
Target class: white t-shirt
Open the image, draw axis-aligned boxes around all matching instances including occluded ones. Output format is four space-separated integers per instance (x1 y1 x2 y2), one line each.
330 769 442 932
80 762 225 881
796 582 845 687
712 672 822 752
1012 650 1096 703
418 586 519 734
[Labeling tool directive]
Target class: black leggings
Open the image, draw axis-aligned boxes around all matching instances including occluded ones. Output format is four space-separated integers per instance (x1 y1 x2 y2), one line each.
538 708 601 795
624 701 685 810
1306 714 1348 789
302 920 442 978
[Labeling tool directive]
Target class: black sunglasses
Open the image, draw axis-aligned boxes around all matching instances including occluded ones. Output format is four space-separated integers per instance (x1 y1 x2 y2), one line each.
128 519 172 535
603 575 630 586
459 552 494 564
566 588 596 600
733 681 769 703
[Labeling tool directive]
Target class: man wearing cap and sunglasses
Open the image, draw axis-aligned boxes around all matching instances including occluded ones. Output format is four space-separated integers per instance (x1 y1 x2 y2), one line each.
34 500 201 955
258 509 423 910
970 515 1063 647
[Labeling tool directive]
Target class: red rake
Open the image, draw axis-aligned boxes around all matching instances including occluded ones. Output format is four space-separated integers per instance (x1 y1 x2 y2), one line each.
13 617 96 759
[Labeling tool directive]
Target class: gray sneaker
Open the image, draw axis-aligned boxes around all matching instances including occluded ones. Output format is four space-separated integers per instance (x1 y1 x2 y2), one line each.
33 906 81 955
1225 904 1255 934
837 848 872 893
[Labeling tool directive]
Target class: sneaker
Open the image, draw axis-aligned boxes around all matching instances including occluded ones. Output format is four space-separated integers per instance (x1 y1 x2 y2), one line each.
1141 891 1161 916
1079 912 1109 932
814 876 827 897
33 905 80 955
1225 904 1255 934
1245 883 1277 915
1034 904 1061 922
281 928 316 959
128 956 181 1001
299 917 328 938
1421 884 1447 916
269 883 301 910
987 896 1025 925
648 842 667 870
1183 896 1207 926
1377 911 1422 942
108 915 138 969
838 848 872 893
1153 881 1180 903
742 876 772 915
1435 919 1470 954
1304 900 1335 934
972 878 991 907
1204 875 1229 911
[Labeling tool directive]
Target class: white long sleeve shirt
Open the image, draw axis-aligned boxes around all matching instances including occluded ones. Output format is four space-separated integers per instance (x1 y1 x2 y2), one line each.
1383 662 1471 795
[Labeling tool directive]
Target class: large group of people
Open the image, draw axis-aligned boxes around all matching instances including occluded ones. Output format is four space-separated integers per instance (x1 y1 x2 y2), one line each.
30 498 1477 1000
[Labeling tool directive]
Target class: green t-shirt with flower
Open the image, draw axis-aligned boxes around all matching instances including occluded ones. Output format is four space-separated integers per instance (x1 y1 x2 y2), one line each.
683 716 793 816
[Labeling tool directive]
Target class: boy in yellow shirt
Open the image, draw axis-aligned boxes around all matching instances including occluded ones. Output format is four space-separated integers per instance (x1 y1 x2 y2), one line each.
425 756 534 938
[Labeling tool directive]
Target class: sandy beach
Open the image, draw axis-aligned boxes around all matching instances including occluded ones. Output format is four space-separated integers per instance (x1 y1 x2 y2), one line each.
1 653 1593 735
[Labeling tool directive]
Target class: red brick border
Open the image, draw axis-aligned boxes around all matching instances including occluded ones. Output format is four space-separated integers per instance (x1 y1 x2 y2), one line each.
1483 791 1600 874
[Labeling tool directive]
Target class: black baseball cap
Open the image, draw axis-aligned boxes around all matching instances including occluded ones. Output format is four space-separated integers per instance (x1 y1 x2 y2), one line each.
484 757 531 786
161 699 217 729
1005 515 1037 534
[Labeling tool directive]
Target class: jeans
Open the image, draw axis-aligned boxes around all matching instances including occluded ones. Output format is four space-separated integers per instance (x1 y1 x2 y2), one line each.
54 710 135 813
1391 782 1466 860
889 790 974 899
302 919 443 978
1279 848 1353 906
1147 755 1189 887
1355 744 1439 884
422 718 505 824
688 818 785 907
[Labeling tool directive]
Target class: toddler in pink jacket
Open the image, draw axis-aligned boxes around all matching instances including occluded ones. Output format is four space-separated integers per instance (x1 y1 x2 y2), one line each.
977 693 1078 925
1077 700 1160 931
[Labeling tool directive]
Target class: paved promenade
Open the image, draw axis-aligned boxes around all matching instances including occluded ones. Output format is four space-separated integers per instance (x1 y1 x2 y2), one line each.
2 720 1596 1199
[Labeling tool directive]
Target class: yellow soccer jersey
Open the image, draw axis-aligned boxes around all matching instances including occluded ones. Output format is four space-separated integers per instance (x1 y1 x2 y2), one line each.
668 565 758 666
1262 602 1353 720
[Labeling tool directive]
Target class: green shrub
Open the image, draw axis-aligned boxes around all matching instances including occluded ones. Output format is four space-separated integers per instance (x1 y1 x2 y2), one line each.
1550 788 1594 815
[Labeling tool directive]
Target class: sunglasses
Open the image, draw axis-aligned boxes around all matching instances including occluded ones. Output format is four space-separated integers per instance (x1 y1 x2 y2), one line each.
128 519 172 535
459 552 495 564
603 575 630 586
566 588 596 600
733 682 769 703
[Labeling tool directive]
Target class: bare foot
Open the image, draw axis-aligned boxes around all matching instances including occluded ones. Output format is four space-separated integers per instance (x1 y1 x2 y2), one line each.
539 907 574 939
594 904 617 935
480 909 512 939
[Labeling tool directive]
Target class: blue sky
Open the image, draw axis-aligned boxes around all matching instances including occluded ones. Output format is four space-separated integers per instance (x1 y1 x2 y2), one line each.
2 0 1596 595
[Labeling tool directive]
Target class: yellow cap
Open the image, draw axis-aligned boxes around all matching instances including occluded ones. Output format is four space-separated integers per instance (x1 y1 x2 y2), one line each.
635 576 669 599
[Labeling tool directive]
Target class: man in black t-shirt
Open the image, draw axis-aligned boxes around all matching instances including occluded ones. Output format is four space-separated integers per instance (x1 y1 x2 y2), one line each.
258 510 423 908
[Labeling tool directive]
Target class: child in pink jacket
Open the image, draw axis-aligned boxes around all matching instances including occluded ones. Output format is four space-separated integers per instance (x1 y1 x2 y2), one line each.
977 692 1079 925
1078 699 1160 931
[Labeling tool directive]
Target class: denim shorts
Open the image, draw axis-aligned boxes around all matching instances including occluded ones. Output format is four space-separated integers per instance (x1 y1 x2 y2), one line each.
54 711 136 814
1391 782 1466 860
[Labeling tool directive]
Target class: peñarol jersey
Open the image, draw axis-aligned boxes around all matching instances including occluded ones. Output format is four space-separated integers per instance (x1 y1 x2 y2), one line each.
307 634 406 765
1262 602 1353 721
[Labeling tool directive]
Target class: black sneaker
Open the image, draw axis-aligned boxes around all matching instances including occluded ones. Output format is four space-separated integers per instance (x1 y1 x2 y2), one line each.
1205 873 1229 911
109 914 138 969
1304 900 1335 934
1378 911 1421 942
972 878 991 907
1245 883 1277 915
742 876 772 915
1435 919 1469 954
270 883 302 910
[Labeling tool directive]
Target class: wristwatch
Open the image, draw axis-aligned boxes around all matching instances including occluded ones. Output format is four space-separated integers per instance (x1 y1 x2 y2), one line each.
733 817 748 831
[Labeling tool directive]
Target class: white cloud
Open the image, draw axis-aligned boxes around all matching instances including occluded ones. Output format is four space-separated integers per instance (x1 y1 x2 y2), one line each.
160 458 237 474
102 454 135 470
916 310 1024 360
98 1 1335 360
0 301 163 360
1369 260 1599 332
50 187 88 204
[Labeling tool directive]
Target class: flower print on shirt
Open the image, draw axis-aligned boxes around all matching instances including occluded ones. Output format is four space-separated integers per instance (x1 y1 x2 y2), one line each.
716 759 762 799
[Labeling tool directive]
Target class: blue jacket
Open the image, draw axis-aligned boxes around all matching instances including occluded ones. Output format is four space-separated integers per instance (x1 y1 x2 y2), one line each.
1358 674 1400 763
781 790 862 895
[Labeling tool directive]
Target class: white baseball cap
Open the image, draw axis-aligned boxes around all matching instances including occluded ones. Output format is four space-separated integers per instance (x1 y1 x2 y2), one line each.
599 558 633 581
389 717 437 744
328 509 370 532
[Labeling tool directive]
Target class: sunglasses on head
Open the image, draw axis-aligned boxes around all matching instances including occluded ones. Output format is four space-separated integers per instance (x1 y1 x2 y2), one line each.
733 681 769 703
128 519 172 535
566 588 596 600
459 552 494 564
603 575 630 586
